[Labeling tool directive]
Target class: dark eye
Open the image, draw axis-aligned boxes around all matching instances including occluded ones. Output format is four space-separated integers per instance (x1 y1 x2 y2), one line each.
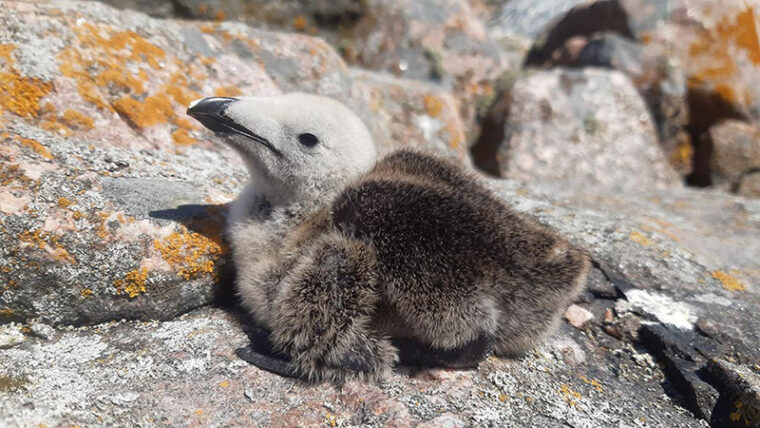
298 133 319 147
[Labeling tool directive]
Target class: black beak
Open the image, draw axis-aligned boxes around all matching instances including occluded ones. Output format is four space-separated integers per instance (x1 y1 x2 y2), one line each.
187 97 283 157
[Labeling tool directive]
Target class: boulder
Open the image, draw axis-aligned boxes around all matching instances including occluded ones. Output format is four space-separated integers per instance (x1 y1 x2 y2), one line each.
707 120 760 190
0 0 471 326
490 68 681 191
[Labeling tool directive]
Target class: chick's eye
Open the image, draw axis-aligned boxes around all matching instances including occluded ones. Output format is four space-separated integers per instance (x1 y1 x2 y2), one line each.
298 133 319 147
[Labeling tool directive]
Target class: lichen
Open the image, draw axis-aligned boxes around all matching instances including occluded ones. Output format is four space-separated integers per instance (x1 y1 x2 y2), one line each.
0 375 28 393
60 109 95 130
629 231 653 247
171 129 196 146
0 44 53 118
423 95 444 117
214 86 243 97
711 270 746 292
114 268 149 298
153 229 223 281
15 137 53 160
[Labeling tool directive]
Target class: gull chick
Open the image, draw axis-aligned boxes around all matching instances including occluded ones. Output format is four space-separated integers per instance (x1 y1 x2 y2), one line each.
187 93 590 383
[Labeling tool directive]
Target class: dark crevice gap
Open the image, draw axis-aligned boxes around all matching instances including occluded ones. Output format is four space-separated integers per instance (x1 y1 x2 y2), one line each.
524 0 635 67
470 77 515 177
685 88 748 187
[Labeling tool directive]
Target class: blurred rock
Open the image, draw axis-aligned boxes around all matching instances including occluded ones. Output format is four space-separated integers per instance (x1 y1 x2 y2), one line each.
564 304 593 328
707 120 760 191
341 0 507 144
492 68 680 191
739 172 760 198
346 68 469 163
707 359 760 428
574 33 691 174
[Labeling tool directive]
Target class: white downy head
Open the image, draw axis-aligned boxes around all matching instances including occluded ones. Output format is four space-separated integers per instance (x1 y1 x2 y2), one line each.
188 92 377 206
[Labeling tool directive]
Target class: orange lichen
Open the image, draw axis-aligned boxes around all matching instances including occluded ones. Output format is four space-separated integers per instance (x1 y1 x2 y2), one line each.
214 86 243 97
175 117 197 131
15 137 53 160
559 384 582 406
172 129 196 146
76 81 110 111
0 308 14 318
0 44 53 118
80 288 93 298
218 380 230 388
214 11 227 22
580 375 604 392
712 270 746 291
670 134 693 170
687 7 760 103
629 231 653 247
57 197 73 209
113 95 174 128
154 229 223 280
423 95 444 117
61 109 94 130
200 24 216 34
293 15 309 32
114 267 149 298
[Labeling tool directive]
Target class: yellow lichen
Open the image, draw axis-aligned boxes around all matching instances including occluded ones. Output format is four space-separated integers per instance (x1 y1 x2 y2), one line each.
293 15 309 32
80 288 93 298
324 412 337 427
218 380 230 388
214 86 243 97
15 137 53 160
712 270 746 291
629 231 653 247
0 308 14 318
114 267 149 298
113 95 174 128
171 129 196 146
423 94 444 117
154 229 223 280
61 109 95 130
580 375 604 392
559 384 582 406
0 44 53 118
57 197 73 208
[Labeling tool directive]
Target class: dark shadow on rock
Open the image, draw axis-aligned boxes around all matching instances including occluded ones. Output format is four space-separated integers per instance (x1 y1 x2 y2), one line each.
149 203 237 307
685 88 748 187
524 0 635 67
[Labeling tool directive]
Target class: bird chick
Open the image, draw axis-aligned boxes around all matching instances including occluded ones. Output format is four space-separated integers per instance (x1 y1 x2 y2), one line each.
187 93 590 383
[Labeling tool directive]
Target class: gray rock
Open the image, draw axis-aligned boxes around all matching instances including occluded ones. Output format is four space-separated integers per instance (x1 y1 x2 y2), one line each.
493 68 681 191
708 120 760 189
0 307 704 427
707 359 760 428
739 172 760 198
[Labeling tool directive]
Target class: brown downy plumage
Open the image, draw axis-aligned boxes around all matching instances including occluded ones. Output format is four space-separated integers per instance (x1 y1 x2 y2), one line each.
187 94 590 383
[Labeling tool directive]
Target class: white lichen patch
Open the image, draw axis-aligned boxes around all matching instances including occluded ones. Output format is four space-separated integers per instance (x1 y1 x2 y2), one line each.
618 289 697 330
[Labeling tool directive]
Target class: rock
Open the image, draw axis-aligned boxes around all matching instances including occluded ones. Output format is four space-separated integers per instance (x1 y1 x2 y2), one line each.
707 120 760 190
564 304 594 328
346 69 469 163
0 324 24 349
739 172 760 198
707 359 760 428
0 0 474 326
28 320 55 341
0 306 705 427
639 323 719 420
337 0 507 144
0 124 242 326
490 68 681 191
573 33 691 174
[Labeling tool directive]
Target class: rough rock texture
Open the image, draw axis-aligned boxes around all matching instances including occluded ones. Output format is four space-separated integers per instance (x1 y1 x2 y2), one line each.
2 0 760 426
707 359 760 428
572 32 691 175
491 68 681 191
0 0 471 326
739 172 760 199
0 124 242 325
0 307 705 427
707 120 760 190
